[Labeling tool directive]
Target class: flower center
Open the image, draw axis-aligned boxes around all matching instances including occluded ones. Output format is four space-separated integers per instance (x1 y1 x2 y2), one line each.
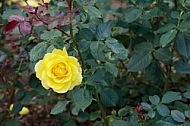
52 62 67 77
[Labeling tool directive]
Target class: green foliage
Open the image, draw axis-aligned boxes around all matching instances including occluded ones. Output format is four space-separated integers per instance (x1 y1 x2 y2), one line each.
162 91 182 104
99 88 118 107
1 0 190 125
50 100 70 115
127 51 152 72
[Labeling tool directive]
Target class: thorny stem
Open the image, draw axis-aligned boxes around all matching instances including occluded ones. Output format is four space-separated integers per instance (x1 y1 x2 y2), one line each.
56 26 71 37
3 58 24 120
69 23 86 69
68 0 86 70
95 91 107 126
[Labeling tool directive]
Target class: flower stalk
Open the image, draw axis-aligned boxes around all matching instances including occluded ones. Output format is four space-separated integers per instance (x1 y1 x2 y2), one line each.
68 0 86 70
95 91 107 126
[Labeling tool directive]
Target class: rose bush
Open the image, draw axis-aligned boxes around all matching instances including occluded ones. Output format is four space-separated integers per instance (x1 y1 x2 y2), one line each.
35 47 82 93
1 0 190 125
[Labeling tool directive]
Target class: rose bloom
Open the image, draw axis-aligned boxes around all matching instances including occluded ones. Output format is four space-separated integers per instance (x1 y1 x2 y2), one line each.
35 47 83 93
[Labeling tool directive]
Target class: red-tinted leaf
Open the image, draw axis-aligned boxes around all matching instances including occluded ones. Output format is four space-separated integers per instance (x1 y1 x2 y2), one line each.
48 19 58 29
36 6 47 15
58 13 74 26
4 20 19 34
21 6 36 14
32 20 44 26
18 21 32 36
9 15 25 22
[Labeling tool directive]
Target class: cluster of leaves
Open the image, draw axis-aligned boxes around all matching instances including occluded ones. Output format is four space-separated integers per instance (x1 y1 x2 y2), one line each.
1 0 190 125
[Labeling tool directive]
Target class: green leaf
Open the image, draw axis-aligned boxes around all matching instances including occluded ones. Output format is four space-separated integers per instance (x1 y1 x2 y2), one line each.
73 89 92 114
77 112 89 122
133 42 153 52
90 111 101 121
83 5 102 18
40 29 62 40
160 29 177 47
93 121 103 126
16 89 25 100
0 83 10 89
184 122 190 126
185 110 190 118
95 21 116 40
126 7 142 23
29 74 39 88
79 40 91 52
155 23 176 33
176 33 190 59
127 115 141 126
113 120 128 126
162 91 182 104
141 102 152 111
2 9 23 20
50 100 70 115
141 7 159 19
79 28 93 41
118 106 131 117
171 110 185 123
11 102 22 114
149 95 160 105
105 62 118 77
136 0 154 8
177 21 190 31
100 88 118 107
155 120 178 126
90 41 105 61
174 61 190 74
3 117 21 126
148 110 156 119
88 69 105 82
106 38 126 53
29 42 47 62
106 38 128 60
0 93 4 100
64 120 77 126
156 104 170 117
20 91 36 104
127 51 152 72
50 37 64 49
153 48 172 61
171 11 180 19
183 92 190 99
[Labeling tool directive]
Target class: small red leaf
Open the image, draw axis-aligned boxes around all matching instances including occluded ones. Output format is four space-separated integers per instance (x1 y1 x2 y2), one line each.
4 20 19 34
18 21 32 36
58 13 74 26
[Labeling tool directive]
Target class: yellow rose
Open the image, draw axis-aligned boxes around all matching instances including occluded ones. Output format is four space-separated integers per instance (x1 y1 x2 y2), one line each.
9 104 30 115
35 47 83 93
